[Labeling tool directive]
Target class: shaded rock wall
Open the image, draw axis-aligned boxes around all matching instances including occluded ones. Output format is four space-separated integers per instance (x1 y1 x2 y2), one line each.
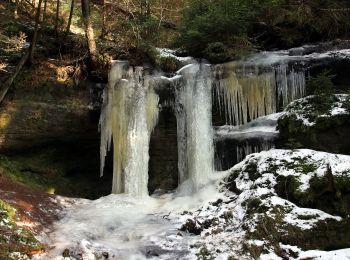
148 106 178 193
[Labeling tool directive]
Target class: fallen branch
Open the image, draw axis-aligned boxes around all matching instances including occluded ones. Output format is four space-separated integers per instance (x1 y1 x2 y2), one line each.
0 51 29 104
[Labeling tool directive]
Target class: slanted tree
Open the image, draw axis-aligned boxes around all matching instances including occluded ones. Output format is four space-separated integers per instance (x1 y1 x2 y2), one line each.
54 0 60 37
42 0 47 22
29 0 43 64
0 0 42 103
81 0 98 65
66 0 75 35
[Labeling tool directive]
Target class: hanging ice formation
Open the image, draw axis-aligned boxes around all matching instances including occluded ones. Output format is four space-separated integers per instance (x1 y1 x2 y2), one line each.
213 62 305 126
100 62 215 195
174 64 214 191
100 61 159 196
212 58 306 168
100 56 307 195
235 141 275 164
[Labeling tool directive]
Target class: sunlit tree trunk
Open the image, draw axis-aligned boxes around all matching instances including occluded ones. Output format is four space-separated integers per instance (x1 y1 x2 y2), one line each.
14 0 20 19
100 3 106 39
42 0 47 23
81 0 98 64
28 0 43 64
66 0 74 34
54 0 60 37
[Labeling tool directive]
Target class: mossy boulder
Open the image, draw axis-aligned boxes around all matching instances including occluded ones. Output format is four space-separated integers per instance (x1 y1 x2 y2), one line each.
278 94 350 154
223 149 350 259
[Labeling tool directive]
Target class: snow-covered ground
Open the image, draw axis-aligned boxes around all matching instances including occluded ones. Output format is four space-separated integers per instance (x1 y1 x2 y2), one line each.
214 113 282 141
281 94 349 126
35 149 350 260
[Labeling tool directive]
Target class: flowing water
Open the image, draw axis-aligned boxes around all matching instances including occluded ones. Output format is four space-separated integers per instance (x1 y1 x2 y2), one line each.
45 47 350 259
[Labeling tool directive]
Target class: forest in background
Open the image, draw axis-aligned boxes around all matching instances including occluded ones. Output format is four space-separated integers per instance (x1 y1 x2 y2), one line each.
1 0 350 73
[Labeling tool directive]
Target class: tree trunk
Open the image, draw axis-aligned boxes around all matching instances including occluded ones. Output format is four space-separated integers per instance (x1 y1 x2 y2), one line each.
65 0 74 35
42 0 47 22
81 0 98 65
54 0 60 37
147 0 150 16
14 0 20 19
0 52 29 104
28 0 43 64
100 3 106 39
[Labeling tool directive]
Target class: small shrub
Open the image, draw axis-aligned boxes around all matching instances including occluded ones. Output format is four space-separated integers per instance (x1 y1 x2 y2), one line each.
306 70 334 98
204 42 228 63
343 95 350 113
157 56 179 72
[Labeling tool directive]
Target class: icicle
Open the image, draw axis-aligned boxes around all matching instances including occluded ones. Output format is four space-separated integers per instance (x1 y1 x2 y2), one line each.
99 61 159 196
213 61 305 126
236 141 275 163
213 63 276 126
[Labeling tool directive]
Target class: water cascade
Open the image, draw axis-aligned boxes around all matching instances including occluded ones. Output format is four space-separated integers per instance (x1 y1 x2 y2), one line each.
100 57 308 193
100 61 159 196
175 64 214 191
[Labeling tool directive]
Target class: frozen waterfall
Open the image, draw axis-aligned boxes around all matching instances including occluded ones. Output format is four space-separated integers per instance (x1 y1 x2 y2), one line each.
213 61 305 126
100 61 159 196
100 52 309 195
175 64 214 192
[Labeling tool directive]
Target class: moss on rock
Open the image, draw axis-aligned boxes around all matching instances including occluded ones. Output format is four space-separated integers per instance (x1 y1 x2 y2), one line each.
0 200 43 259
278 95 350 154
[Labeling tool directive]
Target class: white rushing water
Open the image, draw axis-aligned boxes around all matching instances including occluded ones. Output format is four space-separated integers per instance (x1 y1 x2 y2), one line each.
45 186 222 260
175 64 214 192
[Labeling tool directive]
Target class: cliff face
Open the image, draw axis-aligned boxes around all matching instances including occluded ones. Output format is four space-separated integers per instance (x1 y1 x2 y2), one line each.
0 59 112 199
149 107 178 193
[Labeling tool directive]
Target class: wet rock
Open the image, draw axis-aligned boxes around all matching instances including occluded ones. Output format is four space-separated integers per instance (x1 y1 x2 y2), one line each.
62 249 70 258
211 198 223 207
180 219 203 235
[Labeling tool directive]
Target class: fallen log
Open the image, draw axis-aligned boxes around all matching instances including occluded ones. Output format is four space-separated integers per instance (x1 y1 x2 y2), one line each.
0 51 29 104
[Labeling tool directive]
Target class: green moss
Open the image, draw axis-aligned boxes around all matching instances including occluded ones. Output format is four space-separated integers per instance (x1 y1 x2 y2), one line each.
0 142 112 199
244 204 350 258
0 200 16 221
0 156 51 192
204 42 229 63
196 246 214 260
0 200 43 259
245 198 269 215
278 94 350 154
242 242 264 260
156 56 180 72
275 164 350 217
297 214 318 220
244 161 260 181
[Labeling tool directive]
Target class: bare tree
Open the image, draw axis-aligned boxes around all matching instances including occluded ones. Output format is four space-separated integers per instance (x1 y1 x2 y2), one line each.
66 0 75 35
81 0 98 64
100 3 106 39
0 0 42 103
42 0 47 23
28 0 43 64
54 0 60 37
14 0 20 19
